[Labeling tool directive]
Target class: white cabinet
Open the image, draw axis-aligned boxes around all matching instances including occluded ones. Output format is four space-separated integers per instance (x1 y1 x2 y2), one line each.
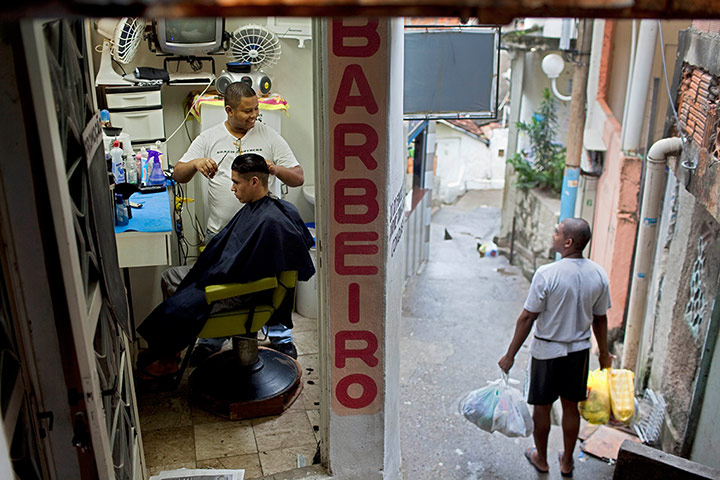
104 86 166 145
105 89 162 109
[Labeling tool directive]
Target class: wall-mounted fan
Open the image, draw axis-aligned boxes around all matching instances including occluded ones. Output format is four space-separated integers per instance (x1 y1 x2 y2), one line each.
95 17 146 86
215 24 281 96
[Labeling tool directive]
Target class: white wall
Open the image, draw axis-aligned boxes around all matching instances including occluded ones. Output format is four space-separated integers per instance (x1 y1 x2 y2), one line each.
434 122 506 204
383 19 405 477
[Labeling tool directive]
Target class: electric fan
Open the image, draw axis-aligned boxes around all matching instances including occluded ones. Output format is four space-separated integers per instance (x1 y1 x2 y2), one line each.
215 24 281 96
95 17 146 86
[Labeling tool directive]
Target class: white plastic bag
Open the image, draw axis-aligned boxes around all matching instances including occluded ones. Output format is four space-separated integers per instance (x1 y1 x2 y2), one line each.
459 377 502 432
492 378 534 437
460 372 534 437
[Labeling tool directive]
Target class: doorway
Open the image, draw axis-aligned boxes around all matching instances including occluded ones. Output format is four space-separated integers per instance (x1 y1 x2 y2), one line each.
106 17 325 479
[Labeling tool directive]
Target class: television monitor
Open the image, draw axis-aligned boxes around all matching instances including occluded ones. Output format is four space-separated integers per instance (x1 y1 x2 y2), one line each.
155 18 224 56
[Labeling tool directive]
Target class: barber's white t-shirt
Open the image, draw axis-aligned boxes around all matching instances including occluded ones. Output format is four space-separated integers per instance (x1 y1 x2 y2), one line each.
524 258 611 360
178 121 300 234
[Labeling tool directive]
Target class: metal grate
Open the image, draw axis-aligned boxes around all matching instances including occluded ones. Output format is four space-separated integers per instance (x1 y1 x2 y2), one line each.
634 388 667 445
42 18 139 478
684 235 709 337
0 268 45 478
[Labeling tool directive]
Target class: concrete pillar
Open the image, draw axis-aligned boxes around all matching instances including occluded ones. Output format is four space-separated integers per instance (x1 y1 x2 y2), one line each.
316 18 404 479
499 49 526 240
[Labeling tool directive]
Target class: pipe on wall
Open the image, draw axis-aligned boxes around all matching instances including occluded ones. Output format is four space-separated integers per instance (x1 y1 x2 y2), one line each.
622 20 658 153
621 136 684 371
620 19 637 148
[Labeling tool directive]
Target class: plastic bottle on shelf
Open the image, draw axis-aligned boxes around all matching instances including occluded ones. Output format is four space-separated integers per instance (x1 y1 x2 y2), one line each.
114 193 128 226
147 149 165 186
100 109 110 127
135 151 142 182
110 140 125 184
138 147 149 185
126 151 138 184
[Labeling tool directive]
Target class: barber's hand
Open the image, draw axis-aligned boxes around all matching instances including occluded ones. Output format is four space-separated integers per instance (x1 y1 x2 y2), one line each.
599 351 615 370
265 159 277 176
498 354 514 373
194 158 218 179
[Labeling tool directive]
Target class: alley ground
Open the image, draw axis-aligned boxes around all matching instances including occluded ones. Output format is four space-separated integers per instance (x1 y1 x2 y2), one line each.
399 189 616 480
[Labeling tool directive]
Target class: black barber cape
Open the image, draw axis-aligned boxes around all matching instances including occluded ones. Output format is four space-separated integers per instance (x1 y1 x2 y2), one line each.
138 195 315 356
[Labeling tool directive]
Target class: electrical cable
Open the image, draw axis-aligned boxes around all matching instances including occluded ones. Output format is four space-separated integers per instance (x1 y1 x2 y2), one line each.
657 20 690 166
158 78 214 147
184 118 193 143
112 57 127 76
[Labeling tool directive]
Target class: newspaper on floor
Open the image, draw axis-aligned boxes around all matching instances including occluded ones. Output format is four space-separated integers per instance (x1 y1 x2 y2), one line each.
149 468 244 480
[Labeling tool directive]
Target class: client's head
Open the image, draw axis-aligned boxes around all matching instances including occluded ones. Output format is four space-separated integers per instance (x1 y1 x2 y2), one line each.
230 153 270 203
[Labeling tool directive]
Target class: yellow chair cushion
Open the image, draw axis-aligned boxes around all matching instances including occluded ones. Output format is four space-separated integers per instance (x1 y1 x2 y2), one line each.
197 305 275 338
205 277 278 304
200 271 297 339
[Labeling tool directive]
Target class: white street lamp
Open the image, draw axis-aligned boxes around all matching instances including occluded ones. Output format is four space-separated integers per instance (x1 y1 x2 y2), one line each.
541 53 572 102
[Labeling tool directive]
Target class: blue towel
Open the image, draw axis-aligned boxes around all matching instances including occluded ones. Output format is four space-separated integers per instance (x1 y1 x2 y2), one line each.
114 190 172 233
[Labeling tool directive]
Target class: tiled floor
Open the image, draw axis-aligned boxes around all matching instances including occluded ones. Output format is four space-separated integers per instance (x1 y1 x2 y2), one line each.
138 313 321 479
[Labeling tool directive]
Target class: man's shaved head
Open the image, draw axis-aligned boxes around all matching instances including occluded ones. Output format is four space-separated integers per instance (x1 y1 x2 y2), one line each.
561 218 592 252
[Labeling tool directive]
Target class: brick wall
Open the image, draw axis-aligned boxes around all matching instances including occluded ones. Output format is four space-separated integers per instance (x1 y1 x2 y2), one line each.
672 58 720 224
692 20 720 34
676 65 718 149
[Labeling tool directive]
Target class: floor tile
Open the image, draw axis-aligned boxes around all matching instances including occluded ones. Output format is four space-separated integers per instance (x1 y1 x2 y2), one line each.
271 465 328 480
194 420 258 461
297 354 319 383
138 392 192 431
300 381 321 411
258 443 318 476
142 426 195 469
190 403 229 425
293 331 318 355
252 411 316 452
305 410 321 443
147 461 196 478
291 314 318 333
196 453 263 478
285 388 306 412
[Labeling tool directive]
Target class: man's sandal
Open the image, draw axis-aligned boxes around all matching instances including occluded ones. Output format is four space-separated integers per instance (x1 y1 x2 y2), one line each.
558 451 574 477
524 447 549 474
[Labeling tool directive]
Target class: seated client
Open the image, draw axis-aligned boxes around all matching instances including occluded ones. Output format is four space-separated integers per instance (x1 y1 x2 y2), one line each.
136 153 315 379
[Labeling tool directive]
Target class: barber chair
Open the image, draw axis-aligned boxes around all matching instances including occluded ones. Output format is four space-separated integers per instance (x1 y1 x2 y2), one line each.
180 270 303 420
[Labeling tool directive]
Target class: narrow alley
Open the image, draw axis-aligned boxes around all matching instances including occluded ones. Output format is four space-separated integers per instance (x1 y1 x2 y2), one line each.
399 190 616 479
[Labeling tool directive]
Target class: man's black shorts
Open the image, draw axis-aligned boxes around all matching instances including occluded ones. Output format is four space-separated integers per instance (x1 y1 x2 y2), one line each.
527 349 589 405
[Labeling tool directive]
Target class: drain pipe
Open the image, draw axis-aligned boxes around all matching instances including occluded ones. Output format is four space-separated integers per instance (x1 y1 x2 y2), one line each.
621 137 684 371
622 20 658 153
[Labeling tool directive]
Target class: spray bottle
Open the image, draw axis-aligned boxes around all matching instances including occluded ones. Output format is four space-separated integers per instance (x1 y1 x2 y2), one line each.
110 140 125 184
147 149 165 186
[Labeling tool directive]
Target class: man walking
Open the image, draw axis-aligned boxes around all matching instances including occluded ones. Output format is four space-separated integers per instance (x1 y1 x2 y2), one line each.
498 217 612 477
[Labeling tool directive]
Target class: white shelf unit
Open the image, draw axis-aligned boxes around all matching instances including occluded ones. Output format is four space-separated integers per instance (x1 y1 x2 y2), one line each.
104 85 167 167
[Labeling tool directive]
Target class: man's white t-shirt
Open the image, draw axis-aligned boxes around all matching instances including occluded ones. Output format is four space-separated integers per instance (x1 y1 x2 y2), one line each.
524 258 611 360
178 121 300 234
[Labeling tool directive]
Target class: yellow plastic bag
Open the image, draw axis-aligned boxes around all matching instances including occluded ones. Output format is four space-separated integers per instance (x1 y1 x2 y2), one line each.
578 368 610 424
608 369 635 423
